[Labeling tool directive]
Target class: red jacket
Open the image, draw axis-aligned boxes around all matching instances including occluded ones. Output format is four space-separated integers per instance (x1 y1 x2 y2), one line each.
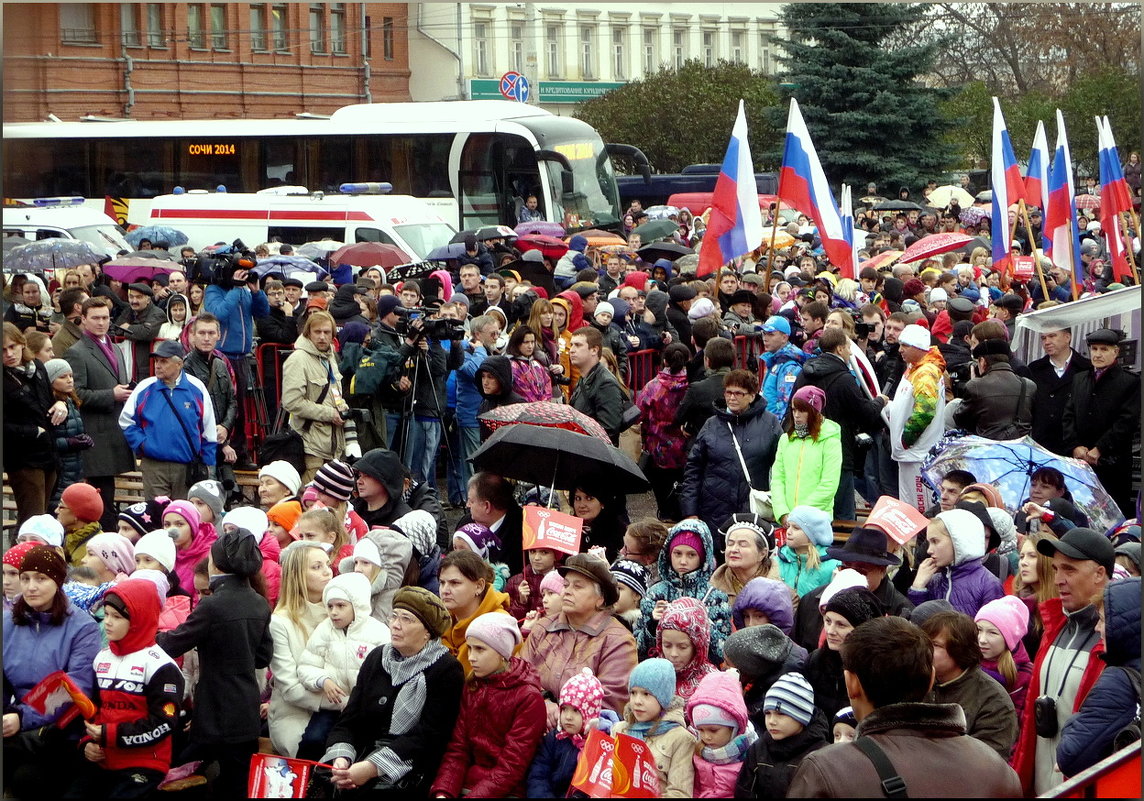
430 657 548 798
506 563 549 620
1011 597 1105 793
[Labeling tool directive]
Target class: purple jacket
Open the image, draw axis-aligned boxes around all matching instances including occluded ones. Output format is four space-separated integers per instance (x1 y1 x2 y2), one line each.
907 559 1004 618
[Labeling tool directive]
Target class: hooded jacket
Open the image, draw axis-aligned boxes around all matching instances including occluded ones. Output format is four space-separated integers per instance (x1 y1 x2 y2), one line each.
770 419 843 521
907 514 1004 617
157 293 189 341
1056 577 1141 778
338 528 412 622
640 523 732 664
760 343 807 419
297 573 391 703
636 367 690 470
685 670 756 798
612 699 696 798
281 333 346 461
476 355 526 416
441 589 513 678
777 544 841 599
657 597 718 700
352 448 413 530
87 579 185 773
430 657 548 798
329 285 368 327
268 593 328 757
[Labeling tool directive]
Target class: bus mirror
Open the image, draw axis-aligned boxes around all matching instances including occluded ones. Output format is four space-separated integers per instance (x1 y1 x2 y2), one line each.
604 144 652 183
535 149 573 172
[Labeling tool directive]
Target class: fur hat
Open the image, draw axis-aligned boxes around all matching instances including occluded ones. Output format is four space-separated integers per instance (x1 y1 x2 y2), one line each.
787 506 834 548
85 532 135 577
17 514 65 548
764 672 816 728
135 529 177 573
466 612 521 660
393 586 451 638
629 657 676 711
559 667 604 723
258 460 302 496
19 545 67 587
60 482 104 523
732 577 794 634
974 596 1029 652
187 480 226 523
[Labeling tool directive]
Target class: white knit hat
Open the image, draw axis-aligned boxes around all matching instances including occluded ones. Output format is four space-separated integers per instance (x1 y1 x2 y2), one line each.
898 324 931 350
135 529 177 573
258 460 302 495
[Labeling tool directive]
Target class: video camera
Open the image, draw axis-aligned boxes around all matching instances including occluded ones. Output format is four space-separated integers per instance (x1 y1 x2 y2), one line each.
948 360 974 398
186 239 257 287
392 306 465 341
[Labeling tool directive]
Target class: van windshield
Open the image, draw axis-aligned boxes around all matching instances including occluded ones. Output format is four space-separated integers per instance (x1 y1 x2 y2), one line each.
392 223 456 260
69 224 131 258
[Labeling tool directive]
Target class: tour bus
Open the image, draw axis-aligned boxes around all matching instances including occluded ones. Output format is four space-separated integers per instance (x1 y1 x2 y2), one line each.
3 101 642 234
2 197 131 260
143 184 456 259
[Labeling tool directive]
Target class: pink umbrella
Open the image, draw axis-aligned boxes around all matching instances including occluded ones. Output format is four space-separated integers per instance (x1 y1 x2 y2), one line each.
515 235 569 261
101 257 181 284
1074 194 1101 211
897 232 974 264
330 242 414 269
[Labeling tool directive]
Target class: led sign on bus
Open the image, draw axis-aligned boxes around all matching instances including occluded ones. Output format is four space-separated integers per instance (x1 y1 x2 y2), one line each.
553 142 594 161
186 143 237 156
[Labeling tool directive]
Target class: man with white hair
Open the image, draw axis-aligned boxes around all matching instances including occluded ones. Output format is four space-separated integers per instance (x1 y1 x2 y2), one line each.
882 324 948 511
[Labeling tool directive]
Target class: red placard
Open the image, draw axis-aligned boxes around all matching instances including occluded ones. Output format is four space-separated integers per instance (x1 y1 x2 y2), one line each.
248 754 328 798
22 670 96 728
522 506 583 556
570 729 660 798
1012 255 1035 281
864 496 931 545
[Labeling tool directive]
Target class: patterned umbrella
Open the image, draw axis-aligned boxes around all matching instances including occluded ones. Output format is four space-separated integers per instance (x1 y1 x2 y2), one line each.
4 239 103 272
860 250 904 271
296 240 345 260
922 433 1125 533
125 225 189 248
1074 194 1102 211
478 401 611 442
515 234 569 261
959 207 991 226
898 233 974 264
251 255 328 279
644 205 681 221
568 229 626 248
515 221 565 238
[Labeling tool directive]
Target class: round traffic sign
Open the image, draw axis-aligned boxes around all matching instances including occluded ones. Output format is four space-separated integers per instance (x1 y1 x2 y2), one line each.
499 71 530 103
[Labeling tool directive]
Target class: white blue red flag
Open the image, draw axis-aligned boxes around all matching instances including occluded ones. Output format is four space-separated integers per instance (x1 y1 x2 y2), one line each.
777 98 855 278
1097 116 1134 281
1026 121 1050 217
990 97 1028 272
697 99 765 277
840 184 862 272
1044 109 1082 296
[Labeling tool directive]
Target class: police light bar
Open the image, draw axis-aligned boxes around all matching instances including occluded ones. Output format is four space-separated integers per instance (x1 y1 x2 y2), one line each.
31 196 86 207
339 182 393 195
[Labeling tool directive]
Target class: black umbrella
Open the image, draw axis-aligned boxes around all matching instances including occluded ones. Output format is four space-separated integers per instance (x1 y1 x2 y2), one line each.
502 258 556 299
469 424 650 494
954 236 992 255
451 225 517 244
124 249 174 261
873 200 925 212
637 242 694 262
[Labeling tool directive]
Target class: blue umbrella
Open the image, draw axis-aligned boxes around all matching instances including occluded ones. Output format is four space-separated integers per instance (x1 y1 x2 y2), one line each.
425 242 467 261
125 225 189 248
252 255 328 279
922 433 1125 533
4 239 103 272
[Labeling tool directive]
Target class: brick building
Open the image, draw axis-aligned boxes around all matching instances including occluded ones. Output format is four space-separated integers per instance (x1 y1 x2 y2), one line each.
2 3 411 122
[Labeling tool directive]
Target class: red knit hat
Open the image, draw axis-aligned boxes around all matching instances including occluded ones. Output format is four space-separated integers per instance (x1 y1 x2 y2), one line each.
60 483 104 523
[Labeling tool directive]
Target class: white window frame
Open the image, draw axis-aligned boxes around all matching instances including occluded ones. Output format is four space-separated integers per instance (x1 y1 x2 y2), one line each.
580 23 597 80
672 27 686 69
545 21 563 79
642 27 658 73
611 24 627 80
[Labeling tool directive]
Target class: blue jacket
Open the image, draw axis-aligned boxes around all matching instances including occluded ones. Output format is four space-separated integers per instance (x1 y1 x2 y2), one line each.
956 282 982 303
777 545 841 598
203 284 269 356
525 729 581 798
119 373 218 465
3 601 101 731
456 342 490 428
1057 578 1141 777
760 344 807 419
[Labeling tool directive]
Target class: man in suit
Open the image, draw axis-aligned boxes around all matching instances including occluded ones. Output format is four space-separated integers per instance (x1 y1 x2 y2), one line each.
64 297 138 528
1027 328 1091 455
459 471 524 574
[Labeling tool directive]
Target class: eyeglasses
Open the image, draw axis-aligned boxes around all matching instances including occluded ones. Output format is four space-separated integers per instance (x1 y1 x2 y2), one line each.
619 546 646 558
388 611 419 627
724 389 750 398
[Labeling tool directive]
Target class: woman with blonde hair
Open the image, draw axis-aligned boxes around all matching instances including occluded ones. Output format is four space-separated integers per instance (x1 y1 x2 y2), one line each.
1010 529 1059 659
294 507 350 568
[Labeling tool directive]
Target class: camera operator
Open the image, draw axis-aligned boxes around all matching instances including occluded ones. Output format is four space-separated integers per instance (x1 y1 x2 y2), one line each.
951 325 1036 440
203 251 268 468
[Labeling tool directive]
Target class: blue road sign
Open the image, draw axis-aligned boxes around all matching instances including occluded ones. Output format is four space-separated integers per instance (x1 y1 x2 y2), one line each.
499 71 530 103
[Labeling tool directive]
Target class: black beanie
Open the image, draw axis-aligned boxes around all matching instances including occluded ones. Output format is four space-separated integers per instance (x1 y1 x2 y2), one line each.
210 529 263 578
824 587 884 628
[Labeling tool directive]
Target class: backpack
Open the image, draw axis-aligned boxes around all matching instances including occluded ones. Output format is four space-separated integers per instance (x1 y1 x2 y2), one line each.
351 341 403 396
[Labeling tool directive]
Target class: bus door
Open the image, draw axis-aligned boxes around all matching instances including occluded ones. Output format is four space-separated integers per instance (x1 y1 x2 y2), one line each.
456 133 541 229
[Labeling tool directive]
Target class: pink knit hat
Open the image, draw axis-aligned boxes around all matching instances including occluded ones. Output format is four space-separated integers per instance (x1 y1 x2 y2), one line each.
792 385 827 414
974 595 1029 652
466 612 520 660
539 570 566 595
559 667 604 722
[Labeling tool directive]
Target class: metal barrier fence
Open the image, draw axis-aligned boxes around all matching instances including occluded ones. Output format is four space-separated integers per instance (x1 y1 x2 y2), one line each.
625 349 658 395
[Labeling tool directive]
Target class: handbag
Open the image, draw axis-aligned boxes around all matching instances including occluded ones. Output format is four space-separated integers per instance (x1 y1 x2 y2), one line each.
160 388 211 485
727 422 774 520
259 381 330 474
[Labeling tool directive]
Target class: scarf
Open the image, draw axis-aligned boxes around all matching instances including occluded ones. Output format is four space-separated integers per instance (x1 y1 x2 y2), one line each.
624 715 683 742
84 330 119 373
555 729 587 749
700 726 759 765
793 423 810 439
379 640 448 736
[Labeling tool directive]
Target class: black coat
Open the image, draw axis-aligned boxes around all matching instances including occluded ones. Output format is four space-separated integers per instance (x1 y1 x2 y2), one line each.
794 353 886 471
952 362 1036 440
735 707 831 799
793 577 912 653
569 361 628 443
454 504 525 575
674 366 731 437
115 301 167 382
874 342 906 397
325 645 464 796
255 306 300 345
1062 364 1141 513
1028 350 1092 455
156 574 272 743
803 646 849 721
3 362 57 471
183 348 237 436
64 335 137 478
666 303 693 355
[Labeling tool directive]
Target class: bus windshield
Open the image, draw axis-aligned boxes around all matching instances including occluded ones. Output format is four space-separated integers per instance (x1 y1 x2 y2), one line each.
528 119 621 231
391 223 455 260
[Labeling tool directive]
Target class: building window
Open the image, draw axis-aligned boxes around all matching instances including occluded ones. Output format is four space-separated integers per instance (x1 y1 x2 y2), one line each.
672 28 686 69
546 23 562 78
510 22 524 73
61 3 97 44
731 30 744 63
611 25 626 80
702 29 716 67
759 33 770 74
250 5 266 51
382 17 394 60
271 3 288 51
330 3 346 54
310 4 325 53
580 24 596 80
474 22 490 76
210 4 227 50
642 27 657 73
188 4 205 49
121 4 141 47
147 3 164 46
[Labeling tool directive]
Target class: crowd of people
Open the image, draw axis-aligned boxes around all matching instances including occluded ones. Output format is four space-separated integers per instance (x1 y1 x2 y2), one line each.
2 183 1141 799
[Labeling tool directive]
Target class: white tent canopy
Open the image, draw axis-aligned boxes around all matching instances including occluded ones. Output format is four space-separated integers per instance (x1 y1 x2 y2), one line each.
1012 285 1141 370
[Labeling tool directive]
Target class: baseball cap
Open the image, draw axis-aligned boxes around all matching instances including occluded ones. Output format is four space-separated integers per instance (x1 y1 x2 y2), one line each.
151 340 185 360
762 316 791 335
1037 527 1116 576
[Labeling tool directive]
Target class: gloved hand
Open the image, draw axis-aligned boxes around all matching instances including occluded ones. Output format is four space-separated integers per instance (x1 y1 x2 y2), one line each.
67 434 95 451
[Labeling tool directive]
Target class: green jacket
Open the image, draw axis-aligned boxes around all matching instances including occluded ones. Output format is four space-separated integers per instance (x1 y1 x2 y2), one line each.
769 418 843 521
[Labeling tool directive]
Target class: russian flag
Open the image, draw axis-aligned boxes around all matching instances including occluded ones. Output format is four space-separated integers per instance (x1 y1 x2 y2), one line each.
777 98 854 278
1044 110 1083 298
990 97 1028 273
1097 116 1134 281
1026 120 1050 216
697 99 765 277
840 184 861 272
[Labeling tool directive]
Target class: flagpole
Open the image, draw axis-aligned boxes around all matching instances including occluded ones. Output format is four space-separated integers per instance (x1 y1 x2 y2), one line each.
1120 210 1140 284
1017 199 1052 301
999 200 1021 292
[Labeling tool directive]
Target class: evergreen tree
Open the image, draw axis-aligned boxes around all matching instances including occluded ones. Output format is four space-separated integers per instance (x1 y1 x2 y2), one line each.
775 3 956 194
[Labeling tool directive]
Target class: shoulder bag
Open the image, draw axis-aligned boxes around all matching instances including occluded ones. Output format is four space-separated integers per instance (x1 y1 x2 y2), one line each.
259 382 329 474
727 422 774 520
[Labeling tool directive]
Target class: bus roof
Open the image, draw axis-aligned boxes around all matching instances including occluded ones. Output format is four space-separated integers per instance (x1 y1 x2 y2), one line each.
3 100 557 140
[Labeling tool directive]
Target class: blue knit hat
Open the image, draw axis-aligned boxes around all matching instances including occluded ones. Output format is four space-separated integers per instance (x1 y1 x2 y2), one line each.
786 506 834 548
763 672 816 728
629 657 676 711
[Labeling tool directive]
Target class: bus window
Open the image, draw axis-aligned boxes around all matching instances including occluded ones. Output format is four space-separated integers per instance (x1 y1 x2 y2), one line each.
6 139 90 197
261 139 297 188
314 136 353 194
177 138 242 192
97 138 174 198
353 227 397 245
